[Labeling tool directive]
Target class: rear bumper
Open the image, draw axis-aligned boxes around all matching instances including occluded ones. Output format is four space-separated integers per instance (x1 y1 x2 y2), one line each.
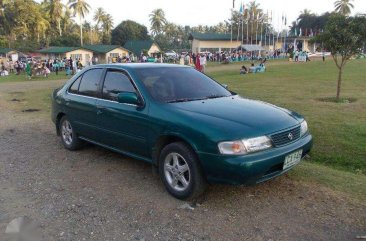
198 134 313 185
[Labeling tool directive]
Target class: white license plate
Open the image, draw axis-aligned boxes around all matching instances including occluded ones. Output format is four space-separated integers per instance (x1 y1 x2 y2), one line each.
283 149 303 169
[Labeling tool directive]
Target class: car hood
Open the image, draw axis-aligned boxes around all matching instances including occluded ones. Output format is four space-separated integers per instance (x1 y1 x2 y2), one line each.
171 95 302 137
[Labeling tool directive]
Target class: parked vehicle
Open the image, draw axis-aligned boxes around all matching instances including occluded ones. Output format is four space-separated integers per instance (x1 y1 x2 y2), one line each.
52 64 313 199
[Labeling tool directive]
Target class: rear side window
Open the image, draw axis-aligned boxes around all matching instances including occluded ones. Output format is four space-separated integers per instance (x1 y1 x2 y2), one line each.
102 70 136 101
78 69 104 97
69 76 81 94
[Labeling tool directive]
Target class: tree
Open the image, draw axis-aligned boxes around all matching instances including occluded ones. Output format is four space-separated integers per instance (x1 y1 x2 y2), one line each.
334 0 354 16
93 7 105 27
47 0 64 36
111 20 149 46
313 14 366 101
68 0 90 46
101 13 113 43
149 8 167 35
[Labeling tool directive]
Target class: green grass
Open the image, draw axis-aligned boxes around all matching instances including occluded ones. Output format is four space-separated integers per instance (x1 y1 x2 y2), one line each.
207 58 366 174
0 72 68 83
290 161 366 202
4 89 53 117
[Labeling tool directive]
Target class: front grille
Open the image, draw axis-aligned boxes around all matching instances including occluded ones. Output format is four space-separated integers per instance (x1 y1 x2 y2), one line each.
270 126 300 147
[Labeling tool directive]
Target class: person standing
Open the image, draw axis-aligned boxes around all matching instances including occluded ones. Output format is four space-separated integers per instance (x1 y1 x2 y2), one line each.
25 61 32 79
199 54 207 73
53 59 59 75
195 53 201 72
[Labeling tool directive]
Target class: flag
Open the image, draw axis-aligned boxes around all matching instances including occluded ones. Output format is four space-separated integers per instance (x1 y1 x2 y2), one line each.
285 16 287 26
282 14 284 25
239 2 243 14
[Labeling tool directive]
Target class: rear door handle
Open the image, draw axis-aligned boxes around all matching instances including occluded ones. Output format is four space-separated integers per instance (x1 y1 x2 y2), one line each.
96 105 105 115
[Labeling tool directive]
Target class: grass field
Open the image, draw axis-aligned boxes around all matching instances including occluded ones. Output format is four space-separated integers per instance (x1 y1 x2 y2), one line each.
0 71 68 83
207 58 366 174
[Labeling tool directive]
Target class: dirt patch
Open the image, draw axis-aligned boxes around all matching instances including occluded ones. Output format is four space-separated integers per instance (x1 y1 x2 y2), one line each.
22 109 40 112
0 80 365 241
316 97 358 103
10 98 23 102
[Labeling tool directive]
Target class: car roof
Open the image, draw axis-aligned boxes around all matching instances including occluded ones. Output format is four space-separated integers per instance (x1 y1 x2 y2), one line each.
89 63 190 70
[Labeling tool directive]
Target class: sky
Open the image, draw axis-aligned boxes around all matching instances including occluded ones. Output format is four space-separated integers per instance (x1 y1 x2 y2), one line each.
60 0 366 31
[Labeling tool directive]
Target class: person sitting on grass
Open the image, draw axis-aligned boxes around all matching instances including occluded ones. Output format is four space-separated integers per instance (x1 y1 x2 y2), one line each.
240 65 248 75
43 65 51 77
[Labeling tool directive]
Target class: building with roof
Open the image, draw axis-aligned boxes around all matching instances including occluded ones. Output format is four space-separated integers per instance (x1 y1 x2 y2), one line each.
38 47 93 66
83 45 130 63
0 48 20 61
123 40 161 57
188 33 241 53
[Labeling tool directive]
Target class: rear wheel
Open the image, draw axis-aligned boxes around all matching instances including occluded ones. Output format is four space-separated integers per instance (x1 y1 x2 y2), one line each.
59 116 83 150
159 142 207 200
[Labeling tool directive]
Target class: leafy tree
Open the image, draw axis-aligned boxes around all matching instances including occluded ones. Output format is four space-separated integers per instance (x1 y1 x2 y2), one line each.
334 0 354 16
111 20 149 46
68 0 90 46
149 8 167 36
313 14 366 100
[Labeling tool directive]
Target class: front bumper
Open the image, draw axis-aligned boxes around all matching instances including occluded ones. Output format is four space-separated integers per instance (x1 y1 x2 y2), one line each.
198 134 313 185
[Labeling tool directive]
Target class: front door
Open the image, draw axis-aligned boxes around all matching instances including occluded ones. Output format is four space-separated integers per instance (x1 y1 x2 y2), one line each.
95 69 150 158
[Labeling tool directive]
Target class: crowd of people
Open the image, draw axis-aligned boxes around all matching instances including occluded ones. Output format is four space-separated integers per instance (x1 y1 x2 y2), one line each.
0 57 85 79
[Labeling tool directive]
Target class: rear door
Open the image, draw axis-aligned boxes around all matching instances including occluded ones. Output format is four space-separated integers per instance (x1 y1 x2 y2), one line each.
95 68 150 158
64 68 104 140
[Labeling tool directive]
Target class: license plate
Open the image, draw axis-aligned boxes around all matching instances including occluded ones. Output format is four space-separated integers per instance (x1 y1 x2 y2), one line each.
283 149 303 169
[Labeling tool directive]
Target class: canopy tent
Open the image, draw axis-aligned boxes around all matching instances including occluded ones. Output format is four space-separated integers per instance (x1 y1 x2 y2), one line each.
236 45 265 52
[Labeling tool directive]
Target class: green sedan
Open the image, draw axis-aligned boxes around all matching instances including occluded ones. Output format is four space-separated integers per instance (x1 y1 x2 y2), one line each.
51 64 312 200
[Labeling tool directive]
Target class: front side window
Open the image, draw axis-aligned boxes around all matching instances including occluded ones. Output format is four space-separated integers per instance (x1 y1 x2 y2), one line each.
102 70 136 101
78 69 104 97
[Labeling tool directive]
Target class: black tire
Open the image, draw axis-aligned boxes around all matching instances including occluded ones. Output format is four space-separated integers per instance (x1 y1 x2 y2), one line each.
159 142 207 200
59 116 83 150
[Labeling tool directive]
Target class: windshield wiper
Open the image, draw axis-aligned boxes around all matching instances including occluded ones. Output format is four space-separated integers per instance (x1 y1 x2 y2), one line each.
204 94 227 99
166 98 199 103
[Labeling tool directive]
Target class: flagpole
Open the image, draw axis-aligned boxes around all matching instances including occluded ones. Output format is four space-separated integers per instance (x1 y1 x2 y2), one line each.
255 13 259 45
246 15 249 44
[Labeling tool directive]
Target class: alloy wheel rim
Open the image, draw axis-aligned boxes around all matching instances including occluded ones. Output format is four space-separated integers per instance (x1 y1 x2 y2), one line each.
164 152 191 192
61 120 73 145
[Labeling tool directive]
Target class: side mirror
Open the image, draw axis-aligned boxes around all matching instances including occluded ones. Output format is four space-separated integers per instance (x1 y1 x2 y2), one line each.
222 84 228 89
117 92 140 105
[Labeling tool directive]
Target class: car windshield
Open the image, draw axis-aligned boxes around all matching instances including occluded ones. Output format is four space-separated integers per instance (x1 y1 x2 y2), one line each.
135 67 232 103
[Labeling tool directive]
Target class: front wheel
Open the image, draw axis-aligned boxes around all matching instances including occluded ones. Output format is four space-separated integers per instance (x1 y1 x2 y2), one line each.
159 142 207 200
59 116 83 150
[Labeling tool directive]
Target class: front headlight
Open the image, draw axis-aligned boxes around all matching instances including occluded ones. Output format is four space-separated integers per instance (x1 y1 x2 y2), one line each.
218 136 273 155
300 121 308 136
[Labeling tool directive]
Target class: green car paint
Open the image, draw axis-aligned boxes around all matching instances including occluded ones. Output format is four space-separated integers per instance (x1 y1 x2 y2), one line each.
52 64 312 185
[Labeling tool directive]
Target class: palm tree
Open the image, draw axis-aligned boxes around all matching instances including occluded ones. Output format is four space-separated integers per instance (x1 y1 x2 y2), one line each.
68 0 90 46
93 7 105 27
334 0 354 16
48 0 64 36
101 13 113 35
149 8 167 35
